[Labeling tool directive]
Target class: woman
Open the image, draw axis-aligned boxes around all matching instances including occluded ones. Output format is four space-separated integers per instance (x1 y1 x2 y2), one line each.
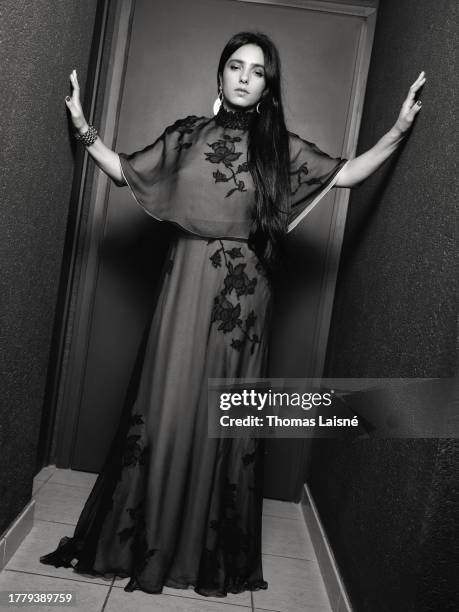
40 32 425 597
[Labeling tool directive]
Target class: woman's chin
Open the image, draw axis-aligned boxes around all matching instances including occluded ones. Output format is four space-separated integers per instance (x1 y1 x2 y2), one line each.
224 99 256 112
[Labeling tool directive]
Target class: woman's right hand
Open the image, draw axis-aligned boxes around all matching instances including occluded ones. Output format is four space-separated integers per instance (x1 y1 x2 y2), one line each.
65 69 87 132
64 68 124 185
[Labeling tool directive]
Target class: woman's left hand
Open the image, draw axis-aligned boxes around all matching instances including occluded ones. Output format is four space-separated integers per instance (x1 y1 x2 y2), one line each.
394 71 426 134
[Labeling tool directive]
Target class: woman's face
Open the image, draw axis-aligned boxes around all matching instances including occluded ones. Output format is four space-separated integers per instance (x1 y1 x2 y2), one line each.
220 44 267 111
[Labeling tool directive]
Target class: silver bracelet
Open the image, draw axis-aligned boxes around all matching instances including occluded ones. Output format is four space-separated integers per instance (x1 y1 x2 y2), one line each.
74 124 98 146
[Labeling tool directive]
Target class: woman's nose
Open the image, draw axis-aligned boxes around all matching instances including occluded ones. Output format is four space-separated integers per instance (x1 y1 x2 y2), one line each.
239 72 249 84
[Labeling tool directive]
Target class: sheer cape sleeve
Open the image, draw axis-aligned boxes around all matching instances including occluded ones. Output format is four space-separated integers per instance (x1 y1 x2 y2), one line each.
287 132 349 233
116 114 256 239
117 115 210 227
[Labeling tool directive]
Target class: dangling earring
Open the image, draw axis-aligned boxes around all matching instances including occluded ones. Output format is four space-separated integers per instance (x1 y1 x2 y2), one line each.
213 86 223 116
256 101 262 115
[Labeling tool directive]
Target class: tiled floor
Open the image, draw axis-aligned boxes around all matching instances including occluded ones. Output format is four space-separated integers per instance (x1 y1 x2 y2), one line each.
0 466 332 611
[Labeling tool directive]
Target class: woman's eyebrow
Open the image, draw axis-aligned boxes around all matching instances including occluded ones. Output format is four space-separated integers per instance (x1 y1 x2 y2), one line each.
229 59 265 69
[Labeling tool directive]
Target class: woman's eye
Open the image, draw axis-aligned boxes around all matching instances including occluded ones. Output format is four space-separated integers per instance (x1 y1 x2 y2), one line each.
230 64 239 70
255 71 264 77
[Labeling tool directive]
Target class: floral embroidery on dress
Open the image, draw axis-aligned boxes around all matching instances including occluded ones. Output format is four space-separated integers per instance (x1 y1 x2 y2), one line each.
290 161 322 195
209 480 250 559
117 497 157 574
117 500 144 545
121 414 147 468
205 135 249 197
165 115 203 152
208 240 260 354
241 449 257 466
129 413 145 427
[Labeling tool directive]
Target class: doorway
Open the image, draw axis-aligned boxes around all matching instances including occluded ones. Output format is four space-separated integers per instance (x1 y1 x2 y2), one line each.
50 0 378 501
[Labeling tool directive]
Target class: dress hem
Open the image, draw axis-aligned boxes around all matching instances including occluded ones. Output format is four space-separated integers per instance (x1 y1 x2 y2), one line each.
39 537 268 598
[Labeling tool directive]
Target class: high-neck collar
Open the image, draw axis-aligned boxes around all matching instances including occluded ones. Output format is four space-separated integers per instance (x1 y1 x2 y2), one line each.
214 104 256 131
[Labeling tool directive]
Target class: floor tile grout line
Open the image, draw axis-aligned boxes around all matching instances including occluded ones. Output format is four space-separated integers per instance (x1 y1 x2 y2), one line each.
32 483 45 497
157 594 252 609
35 481 95 492
254 608 331 612
48 477 96 489
262 552 318 562
33 520 78 529
100 577 116 611
109 582 252 608
34 472 55 481
34 469 56 480
33 477 55 488
32 474 55 495
262 513 302 521
33 519 77 527
2 568 113 588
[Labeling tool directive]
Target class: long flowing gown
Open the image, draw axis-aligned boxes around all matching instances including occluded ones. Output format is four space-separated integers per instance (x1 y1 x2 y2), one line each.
39 107 347 596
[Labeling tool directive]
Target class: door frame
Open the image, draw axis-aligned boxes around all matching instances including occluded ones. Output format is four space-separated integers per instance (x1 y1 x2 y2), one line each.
53 0 136 467
50 0 378 467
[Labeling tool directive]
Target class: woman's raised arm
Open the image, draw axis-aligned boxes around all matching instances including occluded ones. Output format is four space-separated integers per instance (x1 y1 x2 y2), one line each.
335 71 426 188
65 69 125 186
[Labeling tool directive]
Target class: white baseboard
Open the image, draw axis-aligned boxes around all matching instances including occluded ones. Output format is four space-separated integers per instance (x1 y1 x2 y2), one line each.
301 483 353 612
0 499 35 571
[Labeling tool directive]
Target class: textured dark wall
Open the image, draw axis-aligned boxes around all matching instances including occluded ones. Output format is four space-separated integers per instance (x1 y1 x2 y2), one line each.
0 1 100 535
312 1 458 611
325 4 457 379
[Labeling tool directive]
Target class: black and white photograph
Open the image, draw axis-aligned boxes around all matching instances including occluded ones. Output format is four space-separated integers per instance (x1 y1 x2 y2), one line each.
1 1 457 611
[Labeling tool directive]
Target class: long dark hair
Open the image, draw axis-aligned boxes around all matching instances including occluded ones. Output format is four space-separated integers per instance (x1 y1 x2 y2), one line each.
217 32 291 283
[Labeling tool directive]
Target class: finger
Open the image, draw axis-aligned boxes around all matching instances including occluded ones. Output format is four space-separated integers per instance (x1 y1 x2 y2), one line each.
412 77 426 92
70 70 80 91
408 71 426 91
409 74 426 95
408 100 422 118
69 77 80 104
405 81 425 107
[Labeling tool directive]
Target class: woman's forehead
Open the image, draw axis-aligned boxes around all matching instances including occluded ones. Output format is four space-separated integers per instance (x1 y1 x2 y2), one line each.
227 44 265 65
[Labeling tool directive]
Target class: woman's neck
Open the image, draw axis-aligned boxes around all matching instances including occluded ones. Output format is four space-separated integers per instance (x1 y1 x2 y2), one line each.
215 103 256 130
